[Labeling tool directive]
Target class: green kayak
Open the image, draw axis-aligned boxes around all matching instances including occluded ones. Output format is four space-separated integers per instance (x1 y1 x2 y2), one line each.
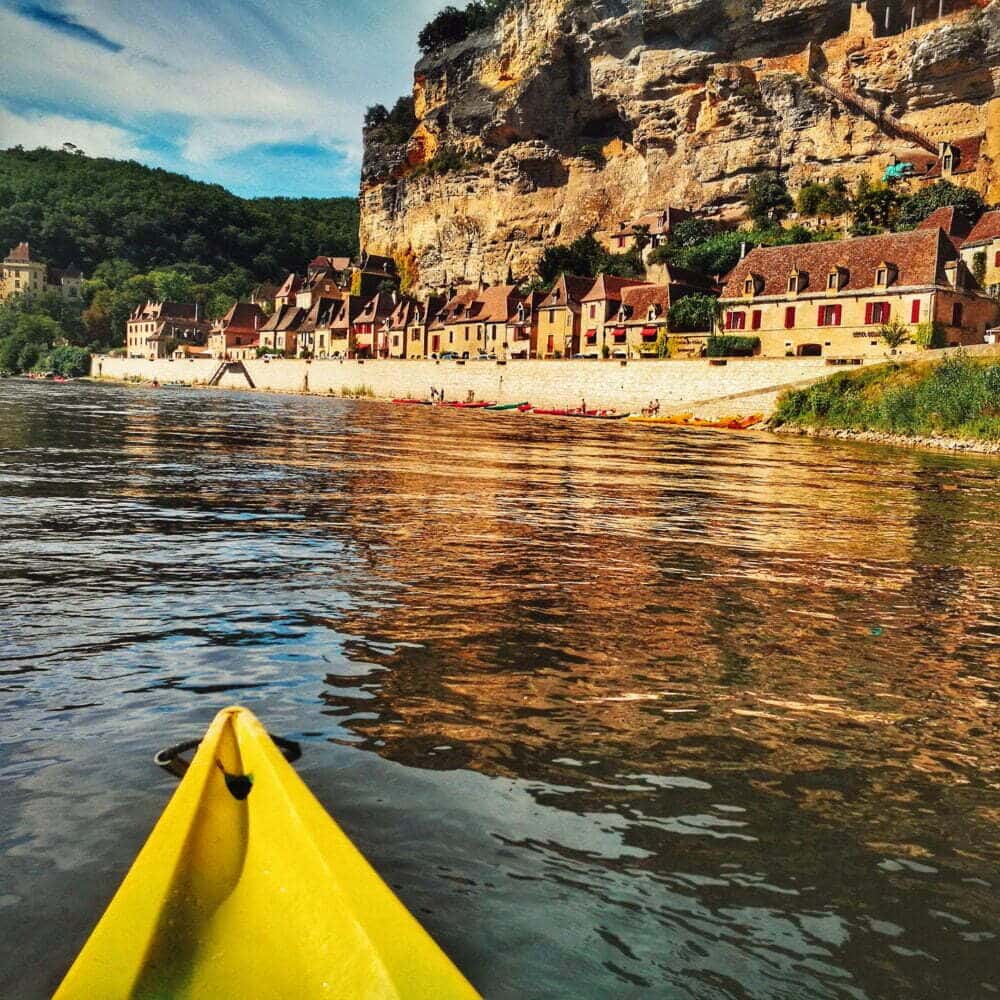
485 402 530 411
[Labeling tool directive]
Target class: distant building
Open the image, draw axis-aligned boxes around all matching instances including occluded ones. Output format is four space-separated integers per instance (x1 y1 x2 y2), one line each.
404 295 445 359
579 276 649 356
718 228 996 358
1 242 82 303
604 208 693 253
259 305 306 356
505 290 544 360
959 209 1000 298
535 275 594 358
126 301 210 359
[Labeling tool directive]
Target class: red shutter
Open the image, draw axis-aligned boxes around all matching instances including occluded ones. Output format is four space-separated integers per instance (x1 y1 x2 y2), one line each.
911 299 920 323
751 310 762 330
833 305 842 326
994 250 1000 267
784 306 795 329
864 303 873 324
817 306 826 327
880 303 890 323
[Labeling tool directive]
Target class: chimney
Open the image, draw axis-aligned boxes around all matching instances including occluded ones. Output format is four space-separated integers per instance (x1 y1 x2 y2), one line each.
740 241 749 259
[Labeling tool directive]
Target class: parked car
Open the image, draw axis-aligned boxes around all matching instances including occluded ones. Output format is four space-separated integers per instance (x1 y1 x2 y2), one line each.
439 351 460 360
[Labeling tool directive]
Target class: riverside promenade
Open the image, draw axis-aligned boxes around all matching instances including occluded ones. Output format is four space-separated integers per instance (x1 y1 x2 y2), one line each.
91 355 852 417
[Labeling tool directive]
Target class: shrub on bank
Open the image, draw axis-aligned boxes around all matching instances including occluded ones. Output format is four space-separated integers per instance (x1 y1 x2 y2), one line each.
774 354 1000 440
706 335 759 357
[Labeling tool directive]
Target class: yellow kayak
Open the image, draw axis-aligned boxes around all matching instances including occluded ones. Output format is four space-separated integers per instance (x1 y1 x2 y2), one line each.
54 706 480 999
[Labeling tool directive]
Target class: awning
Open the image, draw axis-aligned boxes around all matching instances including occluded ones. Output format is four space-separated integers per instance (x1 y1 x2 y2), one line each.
585 329 597 343
612 327 627 344
641 326 659 341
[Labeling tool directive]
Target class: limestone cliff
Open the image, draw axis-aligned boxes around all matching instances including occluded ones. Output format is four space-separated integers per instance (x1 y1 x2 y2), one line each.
361 0 1000 292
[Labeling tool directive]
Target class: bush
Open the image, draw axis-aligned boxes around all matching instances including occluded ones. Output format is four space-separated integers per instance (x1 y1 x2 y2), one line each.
35 344 91 376
706 335 759 357
747 172 792 227
914 320 946 349
536 234 644 284
879 318 910 350
578 144 605 167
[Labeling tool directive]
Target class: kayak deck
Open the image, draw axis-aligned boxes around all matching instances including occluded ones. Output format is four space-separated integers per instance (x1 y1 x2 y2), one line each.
55 707 479 999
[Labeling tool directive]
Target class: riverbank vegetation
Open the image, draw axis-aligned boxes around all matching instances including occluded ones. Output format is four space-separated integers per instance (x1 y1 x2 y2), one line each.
774 354 1000 440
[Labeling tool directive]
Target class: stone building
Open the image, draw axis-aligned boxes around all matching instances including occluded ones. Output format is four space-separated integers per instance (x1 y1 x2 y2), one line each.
959 209 1000 298
258 305 306 356
535 275 594 359
297 296 341 358
718 227 996 357
405 295 445 359
603 208 693 254
579 276 649 357
1 242 82 303
208 302 266 360
126 301 210 359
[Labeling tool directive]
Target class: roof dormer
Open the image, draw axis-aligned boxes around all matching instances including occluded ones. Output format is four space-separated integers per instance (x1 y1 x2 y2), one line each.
743 273 763 297
647 304 660 321
787 269 807 294
874 261 897 288
827 265 849 292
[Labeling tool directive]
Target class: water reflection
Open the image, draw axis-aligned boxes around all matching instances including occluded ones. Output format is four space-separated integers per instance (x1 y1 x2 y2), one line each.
0 379 997 999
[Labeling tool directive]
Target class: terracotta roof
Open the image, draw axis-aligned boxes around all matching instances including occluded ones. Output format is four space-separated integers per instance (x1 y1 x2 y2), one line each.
657 263 716 291
264 305 306 332
581 275 649 303
916 205 972 239
720 229 953 299
387 298 419 331
413 295 445 326
275 273 302 299
434 288 479 327
471 285 522 324
962 209 1000 248
309 255 351 272
611 207 692 236
5 241 31 262
618 284 672 323
217 302 266 332
301 296 341 332
537 274 594 313
330 295 368 333
354 292 397 325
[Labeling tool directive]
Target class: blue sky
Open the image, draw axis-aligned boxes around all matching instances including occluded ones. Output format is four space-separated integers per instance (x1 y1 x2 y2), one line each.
0 0 444 198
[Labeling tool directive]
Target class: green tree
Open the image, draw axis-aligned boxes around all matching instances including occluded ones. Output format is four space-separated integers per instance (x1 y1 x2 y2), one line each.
851 179 898 235
896 180 985 231
747 171 792 227
879 318 910 350
668 294 719 333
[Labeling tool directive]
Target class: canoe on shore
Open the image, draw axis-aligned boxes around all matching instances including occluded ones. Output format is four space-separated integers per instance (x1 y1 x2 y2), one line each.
627 413 764 430
484 401 530 411
530 408 628 419
392 398 432 405
54 706 479 1000
436 400 495 409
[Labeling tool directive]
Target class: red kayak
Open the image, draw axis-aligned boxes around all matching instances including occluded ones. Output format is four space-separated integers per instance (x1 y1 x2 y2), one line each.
435 401 495 409
392 398 431 405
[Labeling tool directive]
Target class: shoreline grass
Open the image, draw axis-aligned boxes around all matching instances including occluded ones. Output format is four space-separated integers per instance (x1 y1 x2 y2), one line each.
773 353 1000 441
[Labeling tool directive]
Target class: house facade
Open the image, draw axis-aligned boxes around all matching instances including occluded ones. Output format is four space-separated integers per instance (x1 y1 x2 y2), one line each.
504 291 542 359
258 305 305 356
959 209 1000 298
535 275 593 358
719 228 996 358
126 301 210 359
405 296 445 359
579 276 649 357
297 297 341 358
604 208 693 253
1 242 83 303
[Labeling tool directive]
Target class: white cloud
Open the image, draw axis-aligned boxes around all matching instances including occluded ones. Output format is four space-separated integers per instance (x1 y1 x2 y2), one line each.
0 106 146 161
0 0 446 193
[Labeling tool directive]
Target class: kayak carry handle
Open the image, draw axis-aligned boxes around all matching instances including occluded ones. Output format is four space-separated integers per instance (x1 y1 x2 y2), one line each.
154 733 302 779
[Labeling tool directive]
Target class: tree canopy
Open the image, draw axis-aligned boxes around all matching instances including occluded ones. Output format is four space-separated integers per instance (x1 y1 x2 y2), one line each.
0 147 359 279
418 1 515 54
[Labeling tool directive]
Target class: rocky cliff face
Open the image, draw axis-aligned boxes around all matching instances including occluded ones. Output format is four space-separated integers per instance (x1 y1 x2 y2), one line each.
361 0 1000 291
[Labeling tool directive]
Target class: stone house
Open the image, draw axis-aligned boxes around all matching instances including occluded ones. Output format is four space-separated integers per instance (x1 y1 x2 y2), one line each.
296 297 340 358
535 275 594 358
959 209 1000 299
477 285 523 359
274 273 302 310
258 304 306 356
353 292 397 358
404 295 445 359
505 290 543 360
386 298 419 359
326 295 368 358
718 228 996 358
1 242 83 303
434 288 481 357
579 275 649 357
208 302 266 360
604 208 693 253
126 301 210 359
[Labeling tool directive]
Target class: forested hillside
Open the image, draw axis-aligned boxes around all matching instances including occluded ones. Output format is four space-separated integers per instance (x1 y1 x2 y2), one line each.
0 147 358 277
0 146 359 375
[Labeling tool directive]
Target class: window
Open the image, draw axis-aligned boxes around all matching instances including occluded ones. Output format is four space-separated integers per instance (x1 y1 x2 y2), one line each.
589 304 596 319
788 274 798 293
942 154 954 173
827 269 846 291
449 332 454 344
865 302 890 324
784 306 796 329
994 250 1000 268
751 310 762 331
725 311 746 330
952 302 963 326
910 299 921 324
818 304 842 326
743 277 755 296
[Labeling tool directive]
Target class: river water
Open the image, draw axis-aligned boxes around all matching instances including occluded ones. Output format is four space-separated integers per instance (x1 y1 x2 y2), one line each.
0 379 997 999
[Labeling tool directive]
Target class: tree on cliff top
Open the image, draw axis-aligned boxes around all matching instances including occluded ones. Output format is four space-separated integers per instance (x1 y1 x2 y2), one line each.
895 180 985 231
418 1 515 54
536 234 644 286
747 172 793 227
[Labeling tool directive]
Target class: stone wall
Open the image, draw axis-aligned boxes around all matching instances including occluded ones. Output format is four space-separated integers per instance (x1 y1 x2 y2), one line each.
91 354 857 415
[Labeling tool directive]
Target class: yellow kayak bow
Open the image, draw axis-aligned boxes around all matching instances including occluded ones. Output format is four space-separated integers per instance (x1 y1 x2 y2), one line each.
54 706 480 999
